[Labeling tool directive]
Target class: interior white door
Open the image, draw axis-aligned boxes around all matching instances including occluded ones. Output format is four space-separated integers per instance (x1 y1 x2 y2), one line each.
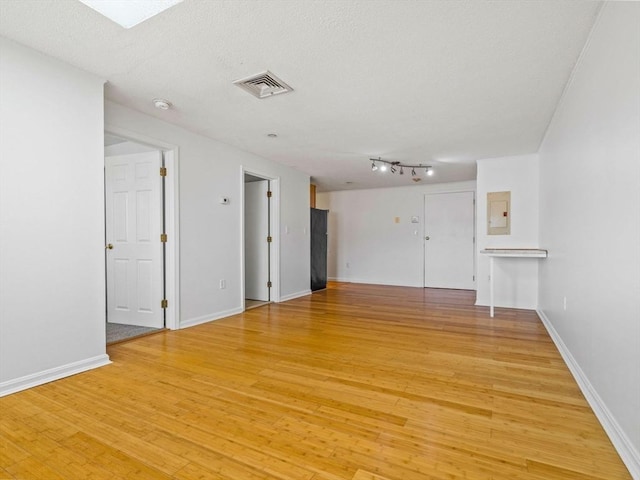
105 152 164 327
245 180 269 301
424 191 475 289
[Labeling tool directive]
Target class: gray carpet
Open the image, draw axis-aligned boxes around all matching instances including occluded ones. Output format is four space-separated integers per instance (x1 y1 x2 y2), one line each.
106 323 162 344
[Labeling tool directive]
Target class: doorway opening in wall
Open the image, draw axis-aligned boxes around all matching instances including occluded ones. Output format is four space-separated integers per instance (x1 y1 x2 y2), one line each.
104 132 179 344
242 170 280 311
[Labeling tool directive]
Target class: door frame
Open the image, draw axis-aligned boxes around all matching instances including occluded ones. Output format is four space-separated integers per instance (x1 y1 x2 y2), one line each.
423 190 476 290
240 166 280 308
105 124 180 330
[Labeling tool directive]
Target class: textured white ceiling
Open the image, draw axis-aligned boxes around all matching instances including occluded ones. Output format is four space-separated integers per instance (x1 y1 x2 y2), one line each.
0 0 600 191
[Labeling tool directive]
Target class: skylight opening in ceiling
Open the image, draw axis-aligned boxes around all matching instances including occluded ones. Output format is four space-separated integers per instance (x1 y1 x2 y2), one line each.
77 0 184 29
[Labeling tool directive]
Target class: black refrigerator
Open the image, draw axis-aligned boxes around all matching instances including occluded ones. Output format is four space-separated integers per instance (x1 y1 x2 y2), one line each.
310 208 328 291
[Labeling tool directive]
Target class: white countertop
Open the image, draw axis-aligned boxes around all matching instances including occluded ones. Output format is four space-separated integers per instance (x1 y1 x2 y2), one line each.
480 248 548 258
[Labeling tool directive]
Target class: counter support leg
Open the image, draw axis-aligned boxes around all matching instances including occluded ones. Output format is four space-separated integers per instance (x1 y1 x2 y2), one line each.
489 256 494 318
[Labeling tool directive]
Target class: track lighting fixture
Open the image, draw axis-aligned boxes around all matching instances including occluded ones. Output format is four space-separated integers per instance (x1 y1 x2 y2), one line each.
370 157 434 179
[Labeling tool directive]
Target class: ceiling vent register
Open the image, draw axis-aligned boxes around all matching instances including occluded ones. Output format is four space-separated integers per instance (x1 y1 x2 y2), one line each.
233 71 293 99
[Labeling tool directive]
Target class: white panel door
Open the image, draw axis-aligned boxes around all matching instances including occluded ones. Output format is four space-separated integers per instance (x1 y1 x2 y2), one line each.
105 152 164 327
245 180 269 301
424 191 475 289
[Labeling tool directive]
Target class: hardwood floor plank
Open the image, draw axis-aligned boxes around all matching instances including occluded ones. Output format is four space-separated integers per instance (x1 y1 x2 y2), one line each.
0 282 630 479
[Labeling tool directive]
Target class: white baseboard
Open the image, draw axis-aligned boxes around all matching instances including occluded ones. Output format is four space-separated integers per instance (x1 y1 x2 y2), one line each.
180 307 244 329
335 278 423 288
537 309 640 479
328 277 349 282
0 354 111 397
278 289 312 302
476 296 537 310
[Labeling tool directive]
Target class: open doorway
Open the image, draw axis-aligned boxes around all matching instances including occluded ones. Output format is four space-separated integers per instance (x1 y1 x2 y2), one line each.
242 169 280 310
243 173 271 310
104 134 170 344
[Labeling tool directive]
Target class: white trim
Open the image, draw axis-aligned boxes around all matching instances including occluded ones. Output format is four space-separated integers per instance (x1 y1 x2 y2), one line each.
279 289 312 302
537 309 640 479
330 277 427 288
163 149 180 330
475 297 537 310
342 278 423 288
328 277 350 282
104 125 180 330
0 355 111 397
181 307 244 329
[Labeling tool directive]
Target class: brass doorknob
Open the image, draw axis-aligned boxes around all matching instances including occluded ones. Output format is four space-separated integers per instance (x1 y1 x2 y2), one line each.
106 244 113 250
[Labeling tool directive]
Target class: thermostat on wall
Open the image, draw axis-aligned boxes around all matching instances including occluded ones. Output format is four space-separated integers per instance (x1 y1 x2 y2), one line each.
219 197 230 205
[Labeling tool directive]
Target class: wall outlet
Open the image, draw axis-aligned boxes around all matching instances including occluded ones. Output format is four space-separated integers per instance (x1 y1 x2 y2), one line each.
563 296 567 311
219 279 226 289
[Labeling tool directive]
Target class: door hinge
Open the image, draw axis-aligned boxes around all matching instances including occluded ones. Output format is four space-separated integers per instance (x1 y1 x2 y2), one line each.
266 190 272 198
160 167 167 177
267 281 272 288
160 233 167 243
267 236 272 243
161 299 168 309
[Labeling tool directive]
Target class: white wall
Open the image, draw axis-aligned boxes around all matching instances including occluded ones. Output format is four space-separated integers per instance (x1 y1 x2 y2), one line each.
105 140 157 156
0 38 109 393
538 3 640 475
316 181 476 287
476 154 540 309
105 102 311 326
279 174 312 299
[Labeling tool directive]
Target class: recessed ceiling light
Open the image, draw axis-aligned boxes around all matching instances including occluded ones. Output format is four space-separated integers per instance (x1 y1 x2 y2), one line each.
78 0 184 29
153 98 172 110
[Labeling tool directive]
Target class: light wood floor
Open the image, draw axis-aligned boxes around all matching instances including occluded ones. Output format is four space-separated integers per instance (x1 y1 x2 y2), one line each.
0 283 630 479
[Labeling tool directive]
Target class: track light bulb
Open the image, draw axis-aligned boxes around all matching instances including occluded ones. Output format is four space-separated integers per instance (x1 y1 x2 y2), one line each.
380 164 388 172
390 165 396 174
399 167 404 175
426 167 434 176
371 161 378 171
411 168 416 176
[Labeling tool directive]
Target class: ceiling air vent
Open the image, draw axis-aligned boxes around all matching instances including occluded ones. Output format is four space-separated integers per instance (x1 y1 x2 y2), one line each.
233 71 293 99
